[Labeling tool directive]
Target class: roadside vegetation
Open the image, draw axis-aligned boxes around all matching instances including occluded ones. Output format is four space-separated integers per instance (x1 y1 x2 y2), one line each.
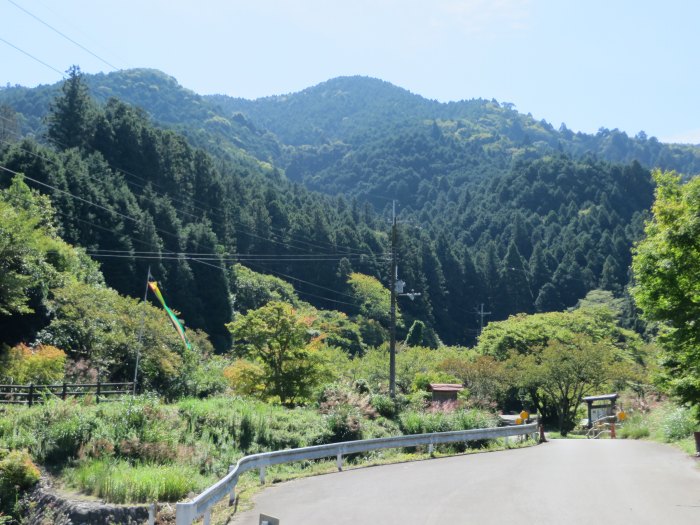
2 73 700 525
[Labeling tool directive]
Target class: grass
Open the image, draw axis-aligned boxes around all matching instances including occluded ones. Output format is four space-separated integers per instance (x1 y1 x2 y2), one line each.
64 459 213 503
0 394 514 509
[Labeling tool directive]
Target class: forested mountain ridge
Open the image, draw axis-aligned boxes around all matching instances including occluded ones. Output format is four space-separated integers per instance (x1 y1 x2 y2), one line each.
3 69 700 177
0 68 690 346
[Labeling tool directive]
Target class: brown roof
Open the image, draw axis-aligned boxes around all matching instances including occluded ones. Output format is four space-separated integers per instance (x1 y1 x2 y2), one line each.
428 383 464 392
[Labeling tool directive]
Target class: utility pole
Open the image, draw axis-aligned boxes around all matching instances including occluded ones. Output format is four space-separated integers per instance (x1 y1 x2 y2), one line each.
389 201 398 399
476 303 491 337
388 201 421 399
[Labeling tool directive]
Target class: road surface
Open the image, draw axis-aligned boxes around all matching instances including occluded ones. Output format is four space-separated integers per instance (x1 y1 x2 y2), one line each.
234 439 700 524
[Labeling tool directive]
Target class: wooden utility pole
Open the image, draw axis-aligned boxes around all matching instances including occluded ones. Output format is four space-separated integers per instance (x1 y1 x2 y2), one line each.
389 202 397 399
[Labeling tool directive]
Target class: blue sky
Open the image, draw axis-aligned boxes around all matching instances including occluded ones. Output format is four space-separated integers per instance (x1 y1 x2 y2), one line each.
2 0 699 143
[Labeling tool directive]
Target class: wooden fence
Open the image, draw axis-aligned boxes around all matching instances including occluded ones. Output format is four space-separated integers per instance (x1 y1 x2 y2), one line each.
0 381 134 405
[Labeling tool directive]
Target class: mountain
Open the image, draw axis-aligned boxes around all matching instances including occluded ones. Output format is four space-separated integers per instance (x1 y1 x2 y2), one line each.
1 68 696 346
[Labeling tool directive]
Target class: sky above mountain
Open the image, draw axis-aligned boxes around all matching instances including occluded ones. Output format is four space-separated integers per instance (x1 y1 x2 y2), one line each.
1 0 699 144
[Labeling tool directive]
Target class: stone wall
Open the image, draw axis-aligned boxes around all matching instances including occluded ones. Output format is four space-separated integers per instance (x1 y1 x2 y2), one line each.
19 478 161 525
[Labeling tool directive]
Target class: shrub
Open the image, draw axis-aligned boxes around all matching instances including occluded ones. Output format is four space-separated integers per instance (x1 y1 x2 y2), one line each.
223 359 266 397
186 355 230 398
370 394 397 419
317 384 376 419
325 404 363 443
0 449 40 515
662 407 697 442
0 343 66 384
411 371 460 393
619 412 650 440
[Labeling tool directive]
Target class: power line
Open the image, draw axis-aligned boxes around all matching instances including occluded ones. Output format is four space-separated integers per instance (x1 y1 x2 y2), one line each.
0 22 389 307
0 132 378 258
0 165 367 306
0 162 182 242
85 248 369 259
6 0 120 71
87 253 367 263
0 35 64 76
245 261 362 302
0 29 378 257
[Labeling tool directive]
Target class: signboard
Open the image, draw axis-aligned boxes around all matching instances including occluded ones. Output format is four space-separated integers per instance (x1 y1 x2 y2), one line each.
591 406 610 423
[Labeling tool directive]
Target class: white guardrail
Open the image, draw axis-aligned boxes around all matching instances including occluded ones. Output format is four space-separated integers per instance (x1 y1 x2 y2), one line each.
176 422 538 524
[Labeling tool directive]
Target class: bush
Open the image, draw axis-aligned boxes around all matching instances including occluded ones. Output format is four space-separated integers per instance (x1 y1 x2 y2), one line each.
370 394 397 419
187 355 230 398
619 412 650 440
223 359 265 397
662 407 697 442
0 343 66 384
325 404 363 443
0 449 40 515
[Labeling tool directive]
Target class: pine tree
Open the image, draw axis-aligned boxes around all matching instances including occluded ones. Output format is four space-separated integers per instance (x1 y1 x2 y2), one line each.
501 241 533 316
47 66 95 150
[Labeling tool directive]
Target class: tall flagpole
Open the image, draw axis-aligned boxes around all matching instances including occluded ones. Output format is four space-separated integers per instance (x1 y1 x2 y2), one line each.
133 265 151 395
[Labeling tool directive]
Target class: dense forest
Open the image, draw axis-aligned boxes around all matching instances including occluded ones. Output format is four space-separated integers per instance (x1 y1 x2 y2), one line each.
1 67 698 349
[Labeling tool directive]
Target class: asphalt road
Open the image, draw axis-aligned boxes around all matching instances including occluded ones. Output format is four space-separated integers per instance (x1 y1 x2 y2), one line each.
234 439 700 525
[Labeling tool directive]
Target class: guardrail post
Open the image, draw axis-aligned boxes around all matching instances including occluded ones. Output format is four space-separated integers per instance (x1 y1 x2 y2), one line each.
148 503 156 525
428 443 434 456
259 466 266 484
203 509 211 525
175 502 196 525
336 453 343 471
28 383 34 407
228 465 236 506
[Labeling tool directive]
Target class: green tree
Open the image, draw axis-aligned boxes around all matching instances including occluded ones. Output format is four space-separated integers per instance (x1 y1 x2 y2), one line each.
501 241 532 316
47 66 95 150
476 307 644 427
227 301 320 404
632 170 700 410
230 264 298 314
510 335 627 434
37 279 191 395
0 175 102 345
347 272 394 327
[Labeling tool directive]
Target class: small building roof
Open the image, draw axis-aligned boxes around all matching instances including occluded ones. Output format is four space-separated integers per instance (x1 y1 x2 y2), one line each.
428 383 464 392
582 393 618 402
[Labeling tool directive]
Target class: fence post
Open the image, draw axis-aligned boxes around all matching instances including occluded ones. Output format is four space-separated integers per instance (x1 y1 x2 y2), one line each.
96 380 101 404
62 382 67 400
28 383 34 407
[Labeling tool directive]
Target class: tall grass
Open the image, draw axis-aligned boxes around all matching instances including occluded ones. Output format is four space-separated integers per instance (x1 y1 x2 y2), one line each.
66 459 211 503
618 412 650 439
399 407 498 435
0 395 505 506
